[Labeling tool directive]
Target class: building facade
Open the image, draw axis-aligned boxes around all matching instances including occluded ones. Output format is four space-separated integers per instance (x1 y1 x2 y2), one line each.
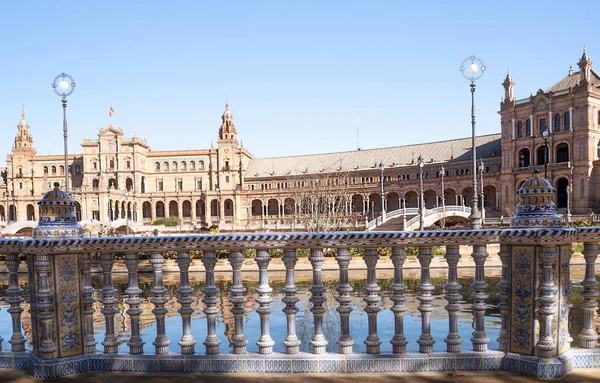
1 49 599 234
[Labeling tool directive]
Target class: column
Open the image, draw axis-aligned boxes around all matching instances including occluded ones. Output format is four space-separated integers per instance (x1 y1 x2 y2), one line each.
569 107 573 130
202 251 221 354
390 246 408 354
417 246 435 353
124 252 144 354
100 253 119 354
579 242 599 348
529 115 534 136
496 244 510 352
335 248 354 354
151 200 156 221
444 245 462 352
176 251 196 354
228 249 248 354
548 111 553 133
282 249 301 354
537 246 558 357
191 199 197 222
512 119 516 139
150 252 170 354
363 248 382 354
255 249 274 354
34 254 56 359
470 245 490 352
5 253 26 352
80 253 97 354
309 248 328 354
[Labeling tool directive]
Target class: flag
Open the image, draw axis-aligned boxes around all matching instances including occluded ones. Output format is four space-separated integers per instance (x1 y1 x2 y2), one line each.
109 107 114 117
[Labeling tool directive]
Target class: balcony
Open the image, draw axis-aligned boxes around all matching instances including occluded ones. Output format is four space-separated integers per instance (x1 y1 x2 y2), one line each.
512 161 571 173
1 227 600 378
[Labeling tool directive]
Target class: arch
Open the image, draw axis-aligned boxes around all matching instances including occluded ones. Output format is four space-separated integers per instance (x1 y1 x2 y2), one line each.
423 189 437 209
59 165 65 175
536 145 547 166
9 205 17 221
126 177 133 191
196 200 206 220
26 204 35 221
461 187 474 207
267 198 278 215
108 178 118 190
172 161 178 171
351 194 363 213
182 200 192 218
109 159 115 169
190 161 196 171
43 166 48 175
51 166 57 175
404 191 418 208
181 161 187 171
0 205 4 221
251 199 262 216
517 121 523 138
199 160 205 170
525 119 532 136
141 176 146 193
163 161 169 172
368 193 381 213
284 198 295 215
113 201 120 221
121 201 126 219
92 179 99 190
556 143 569 163
210 199 219 217
556 178 569 209
75 201 82 221
155 162 161 171
518 148 531 167
444 188 456 206
483 185 497 208
169 201 178 217
224 199 234 218
142 201 152 219
554 113 561 132
386 192 400 211
156 201 165 218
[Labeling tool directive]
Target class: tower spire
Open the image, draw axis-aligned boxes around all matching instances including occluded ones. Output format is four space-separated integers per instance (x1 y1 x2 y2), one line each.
502 66 515 102
578 45 593 83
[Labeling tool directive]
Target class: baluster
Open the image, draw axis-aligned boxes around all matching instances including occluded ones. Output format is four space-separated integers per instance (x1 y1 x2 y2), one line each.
496 244 510 351
228 249 248 354
124 252 144 354
390 246 408 354
537 246 557 357
176 252 196 354
309 248 328 354
579 242 599 348
282 249 301 354
202 251 221 354
150 252 170 354
35 254 56 359
417 246 435 353
470 245 489 352
256 249 274 354
80 253 97 353
443 245 462 352
363 248 382 354
335 248 354 354
5 253 25 352
100 253 119 354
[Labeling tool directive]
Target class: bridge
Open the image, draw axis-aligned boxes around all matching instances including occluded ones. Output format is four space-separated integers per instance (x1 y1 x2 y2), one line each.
366 205 471 231
0 220 37 236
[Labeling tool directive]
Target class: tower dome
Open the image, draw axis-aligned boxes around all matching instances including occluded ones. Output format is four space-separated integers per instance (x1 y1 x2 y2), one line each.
33 182 82 237
510 169 563 228
222 103 233 121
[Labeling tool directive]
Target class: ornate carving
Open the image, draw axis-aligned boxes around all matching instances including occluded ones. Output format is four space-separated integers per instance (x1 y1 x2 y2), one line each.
496 244 510 352
35 254 56 359
389 246 408 354
100 253 118 354
579 242 599 348
363 248 382 354
537 246 557 357
335 248 354 354
309 248 328 354
282 249 301 354
202 251 221 354
80 253 97 354
5 253 25 352
470 245 490 352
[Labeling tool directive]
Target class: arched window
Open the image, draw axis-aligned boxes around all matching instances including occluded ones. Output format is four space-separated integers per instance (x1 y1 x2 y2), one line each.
190 161 195 170
109 159 115 169
59 165 65 175
518 148 531 167
43 166 48 174
517 121 523 138
554 113 561 132
51 166 56 174
525 119 532 136
155 162 160 171
556 143 569 163
564 111 571 129
181 161 187 171
92 179 99 189
199 160 205 170
163 162 169 171
172 161 178 171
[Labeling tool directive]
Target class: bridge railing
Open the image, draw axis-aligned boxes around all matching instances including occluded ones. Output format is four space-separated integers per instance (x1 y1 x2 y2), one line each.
403 206 472 230
1 228 600 378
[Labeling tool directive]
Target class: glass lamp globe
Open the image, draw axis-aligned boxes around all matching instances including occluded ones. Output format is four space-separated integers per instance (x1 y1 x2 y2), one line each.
58 80 70 91
468 63 479 74
542 130 549 138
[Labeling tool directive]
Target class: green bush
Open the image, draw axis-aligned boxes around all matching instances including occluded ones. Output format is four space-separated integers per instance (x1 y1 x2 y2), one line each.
404 246 419 256
152 217 178 226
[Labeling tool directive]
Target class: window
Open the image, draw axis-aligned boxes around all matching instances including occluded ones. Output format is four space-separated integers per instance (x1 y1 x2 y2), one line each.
564 111 571 129
19 182 22 189
155 162 160 171
580 139 585 160
225 160 230 170
554 113 561 132
196 179 202 190
517 121 523 138
597 140 600 158
43 166 48 174
190 161 195 170
68 165 72 174
109 159 114 169
173 161 178 171
226 176 230 183
60 165 65 175
52 166 56 174
504 149 509 168
177 179 183 190
199 160 205 170
181 161 187 171
126 161 131 169
157 179 164 192
163 162 169 171
525 119 532 136
539 118 547 134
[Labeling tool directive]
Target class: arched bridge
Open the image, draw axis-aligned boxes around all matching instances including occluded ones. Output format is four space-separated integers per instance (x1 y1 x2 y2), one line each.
0 220 37 235
366 206 471 231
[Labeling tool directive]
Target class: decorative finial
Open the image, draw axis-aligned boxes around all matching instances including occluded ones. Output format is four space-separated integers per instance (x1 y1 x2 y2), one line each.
569 65 574 76
53 182 60 190
580 44 590 62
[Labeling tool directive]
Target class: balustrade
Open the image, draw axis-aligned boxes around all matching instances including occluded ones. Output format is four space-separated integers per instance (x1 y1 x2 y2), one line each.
1 231 600 378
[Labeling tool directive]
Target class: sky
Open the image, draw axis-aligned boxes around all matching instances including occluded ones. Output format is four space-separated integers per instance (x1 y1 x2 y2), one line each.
0 1 597 167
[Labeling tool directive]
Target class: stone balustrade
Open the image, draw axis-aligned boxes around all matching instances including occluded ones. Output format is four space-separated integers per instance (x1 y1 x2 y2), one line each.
1 228 600 378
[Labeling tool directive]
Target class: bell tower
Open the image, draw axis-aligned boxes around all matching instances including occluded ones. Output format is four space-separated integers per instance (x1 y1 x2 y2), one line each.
502 69 515 102
13 110 36 156
578 46 593 83
218 103 238 145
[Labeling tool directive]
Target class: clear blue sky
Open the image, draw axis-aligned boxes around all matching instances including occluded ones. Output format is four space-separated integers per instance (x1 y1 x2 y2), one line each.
0 1 597 167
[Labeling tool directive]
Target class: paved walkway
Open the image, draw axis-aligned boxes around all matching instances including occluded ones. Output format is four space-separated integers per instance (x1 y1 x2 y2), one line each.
2 370 600 383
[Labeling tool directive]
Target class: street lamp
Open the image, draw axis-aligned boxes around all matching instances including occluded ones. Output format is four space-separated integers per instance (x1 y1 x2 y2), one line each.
51 73 76 193
379 162 385 222
460 55 486 229
440 165 445 210
542 129 550 179
418 156 425 231
479 160 485 225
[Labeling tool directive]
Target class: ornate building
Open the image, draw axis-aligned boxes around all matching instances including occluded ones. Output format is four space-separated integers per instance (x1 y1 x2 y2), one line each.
2 49 598 235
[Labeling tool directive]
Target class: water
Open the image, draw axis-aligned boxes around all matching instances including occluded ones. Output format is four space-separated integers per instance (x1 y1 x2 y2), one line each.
0 266 589 354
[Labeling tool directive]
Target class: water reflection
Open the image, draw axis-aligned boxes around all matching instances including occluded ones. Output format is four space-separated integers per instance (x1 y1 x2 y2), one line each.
0 266 590 354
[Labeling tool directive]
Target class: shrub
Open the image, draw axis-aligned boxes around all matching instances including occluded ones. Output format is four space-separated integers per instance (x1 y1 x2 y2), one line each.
152 217 178 226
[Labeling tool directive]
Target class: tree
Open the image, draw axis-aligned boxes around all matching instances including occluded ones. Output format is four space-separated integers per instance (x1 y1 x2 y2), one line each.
286 171 355 232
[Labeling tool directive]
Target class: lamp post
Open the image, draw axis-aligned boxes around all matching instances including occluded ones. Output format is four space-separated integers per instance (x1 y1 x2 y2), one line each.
379 162 385 222
440 165 445 210
460 56 486 229
479 160 485 225
418 156 425 231
52 73 76 193
542 129 550 179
